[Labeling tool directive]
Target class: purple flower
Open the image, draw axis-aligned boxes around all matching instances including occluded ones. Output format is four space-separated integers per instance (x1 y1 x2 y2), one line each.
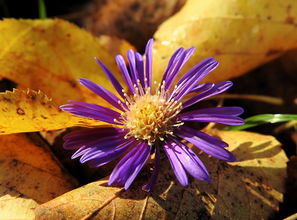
60 39 244 191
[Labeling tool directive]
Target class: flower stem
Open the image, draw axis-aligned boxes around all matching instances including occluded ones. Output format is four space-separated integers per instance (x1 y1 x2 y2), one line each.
38 0 47 19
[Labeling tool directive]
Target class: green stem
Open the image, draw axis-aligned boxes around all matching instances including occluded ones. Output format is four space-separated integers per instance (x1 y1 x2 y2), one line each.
38 0 47 19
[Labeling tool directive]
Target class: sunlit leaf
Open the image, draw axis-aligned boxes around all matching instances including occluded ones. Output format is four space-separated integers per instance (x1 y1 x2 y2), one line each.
0 89 104 135
35 130 288 219
0 18 131 106
0 134 78 219
153 0 297 83
225 114 297 131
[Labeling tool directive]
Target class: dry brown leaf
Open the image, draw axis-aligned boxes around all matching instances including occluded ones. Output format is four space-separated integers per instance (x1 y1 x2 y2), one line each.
152 0 297 83
0 133 78 219
281 156 297 219
35 130 288 219
0 18 131 106
83 0 186 49
0 89 103 135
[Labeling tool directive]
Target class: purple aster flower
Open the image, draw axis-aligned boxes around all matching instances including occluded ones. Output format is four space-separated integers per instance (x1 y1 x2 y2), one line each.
60 39 244 191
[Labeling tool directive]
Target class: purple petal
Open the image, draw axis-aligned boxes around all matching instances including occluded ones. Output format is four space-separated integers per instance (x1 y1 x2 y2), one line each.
188 83 214 93
60 103 122 125
177 57 215 86
135 52 145 87
71 135 126 160
168 58 216 101
176 126 236 162
108 142 151 190
87 139 135 167
145 39 153 89
124 144 151 190
182 81 233 109
94 57 125 99
71 147 91 159
174 60 219 101
142 145 160 192
171 138 210 182
79 78 125 111
127 50 138 84
79 137 129 163
177 126 228 148
185 107 244 116
165 47 196 90
163 140 188 186
67 101 119 117
179 107 245 125
63 127 125 150
115 55 136 94
161 48 184 84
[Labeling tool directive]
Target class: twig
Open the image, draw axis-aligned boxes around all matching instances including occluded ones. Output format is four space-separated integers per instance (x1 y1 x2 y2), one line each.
210 93 284 105
274 120 297 133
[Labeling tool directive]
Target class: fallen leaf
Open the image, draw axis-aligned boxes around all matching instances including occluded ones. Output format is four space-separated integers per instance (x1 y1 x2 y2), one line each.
0 89 103 135
0 18 131 106
83 0 186 49
279 156 297 219
35 130 288 219
0 133 78 219
152 0 297 83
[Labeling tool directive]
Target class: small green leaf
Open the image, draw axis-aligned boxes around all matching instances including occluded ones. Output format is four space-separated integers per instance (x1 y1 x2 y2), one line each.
224 114 297 131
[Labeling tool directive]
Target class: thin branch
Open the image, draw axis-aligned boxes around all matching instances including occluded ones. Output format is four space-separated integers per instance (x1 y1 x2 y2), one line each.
210 93 284 105
274 120 297 133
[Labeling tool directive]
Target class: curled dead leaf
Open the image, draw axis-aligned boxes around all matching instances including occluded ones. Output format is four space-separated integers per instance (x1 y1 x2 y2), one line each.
35 130 288 220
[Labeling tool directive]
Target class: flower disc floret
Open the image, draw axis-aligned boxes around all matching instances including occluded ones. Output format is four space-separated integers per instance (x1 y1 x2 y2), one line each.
121 84 183 145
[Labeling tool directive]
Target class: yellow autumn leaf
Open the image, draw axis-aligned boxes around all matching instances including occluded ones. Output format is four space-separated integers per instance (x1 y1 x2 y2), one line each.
153 0 297 83
0 133 78 219
0 89 103 135
35 130 288 219
0 18 131 106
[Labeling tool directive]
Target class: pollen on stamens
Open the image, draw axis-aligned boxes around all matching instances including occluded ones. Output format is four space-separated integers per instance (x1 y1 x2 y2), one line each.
120 84 183 144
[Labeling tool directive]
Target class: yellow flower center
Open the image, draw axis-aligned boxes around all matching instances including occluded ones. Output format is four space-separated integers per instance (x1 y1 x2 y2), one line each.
119 82 183 145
